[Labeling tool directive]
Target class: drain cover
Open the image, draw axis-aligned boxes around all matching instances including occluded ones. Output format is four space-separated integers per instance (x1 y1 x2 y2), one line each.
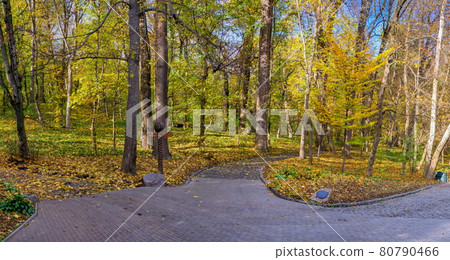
316 190 329 199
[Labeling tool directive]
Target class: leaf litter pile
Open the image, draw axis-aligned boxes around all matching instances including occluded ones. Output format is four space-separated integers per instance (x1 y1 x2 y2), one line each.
0 145 297 201
264 151 438 204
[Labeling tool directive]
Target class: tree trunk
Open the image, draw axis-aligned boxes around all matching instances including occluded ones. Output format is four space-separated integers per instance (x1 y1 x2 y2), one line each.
29 0 43 124
255 0 273 153
239 29 253 130
280 68 293 138
309 121 313 165
401 23 411 175
365 0 407 176
426 123 450 179
65 61 73 128
366 55 393 176
424 0 446 177
223 72 229 130
112 98 116 151
152 0 171 158
412 101 419 172
0 0 29 158
199 95 206 137
326 123 336 153
139 12 152 149
91 100 98 156
121 0 140 174
296 2 319 159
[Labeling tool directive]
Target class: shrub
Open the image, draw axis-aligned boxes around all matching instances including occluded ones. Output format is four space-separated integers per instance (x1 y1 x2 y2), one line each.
0 181 35 216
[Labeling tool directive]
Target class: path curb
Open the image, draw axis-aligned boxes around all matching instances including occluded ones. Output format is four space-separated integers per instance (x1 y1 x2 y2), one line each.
181 165 215 185
259 166 443 207
179 153 298 186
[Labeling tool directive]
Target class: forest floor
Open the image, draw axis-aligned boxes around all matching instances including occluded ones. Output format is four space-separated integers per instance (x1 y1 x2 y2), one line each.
0 110 448 239
0 111 299 238
264 151 441 204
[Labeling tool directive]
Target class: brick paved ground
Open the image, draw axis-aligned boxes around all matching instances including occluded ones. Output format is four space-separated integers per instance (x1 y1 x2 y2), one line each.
7 155 450 242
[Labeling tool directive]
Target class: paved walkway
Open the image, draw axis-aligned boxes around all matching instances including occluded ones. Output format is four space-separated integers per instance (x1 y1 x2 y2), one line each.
8 155 450 242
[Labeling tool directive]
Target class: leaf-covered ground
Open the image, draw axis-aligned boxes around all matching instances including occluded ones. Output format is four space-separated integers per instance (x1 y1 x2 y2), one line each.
1 112 448 237
0 115 299 200
0 113 300 237
0 212 28 241
264 151 440 204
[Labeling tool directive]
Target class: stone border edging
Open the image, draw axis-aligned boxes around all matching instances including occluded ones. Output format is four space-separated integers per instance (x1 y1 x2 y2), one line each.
181 165 216 186
259 166 442 207
2 201 39 242
178 153 299 186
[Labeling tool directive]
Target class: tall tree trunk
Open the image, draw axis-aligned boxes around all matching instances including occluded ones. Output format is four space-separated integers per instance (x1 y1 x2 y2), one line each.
121 0 140 174
401 22 411 175
426 123 450 179
296 1 320 158
223 72 229 130
112 98 117 151
199 95 206 137
366 0 408 176
326 124 336 153
65 61 73 128
255 0 273 152
239 29 253 130
412 101 419 173
139 12 152 149
366 55 394 176
152 0 171 158
424 0 446 177
91 99 98 156
29 0 43 124
281 68 293 138
0 0 29 158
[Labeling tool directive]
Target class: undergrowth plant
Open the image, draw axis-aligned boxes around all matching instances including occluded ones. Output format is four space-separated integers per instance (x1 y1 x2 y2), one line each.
0 181 35 216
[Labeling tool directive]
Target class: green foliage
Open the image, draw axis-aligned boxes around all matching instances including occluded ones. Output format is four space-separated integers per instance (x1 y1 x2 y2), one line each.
0 194 35 216
0 181 35 216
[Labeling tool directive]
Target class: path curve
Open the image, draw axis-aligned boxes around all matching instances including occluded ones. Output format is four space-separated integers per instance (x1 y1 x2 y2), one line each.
7 155 450 242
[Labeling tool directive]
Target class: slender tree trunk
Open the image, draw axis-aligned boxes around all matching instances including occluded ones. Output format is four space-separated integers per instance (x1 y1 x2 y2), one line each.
223 72 229 130
296 1 319 158
121 0 140 174
326 123 336 153
402 23 411 175
139 12 152 149
0 0 29 158
29 0 43 124
152 0 171 158
366 55 394 176
282 68 293 138
365 0 407 176
412 101 419 172
426 123 450 179
309 120 313 165
255 0 273 152
91 100 98 155
424 0 446 177
112 98 116 151
199 95 206 137
65 61 73 128
239 29 253 130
